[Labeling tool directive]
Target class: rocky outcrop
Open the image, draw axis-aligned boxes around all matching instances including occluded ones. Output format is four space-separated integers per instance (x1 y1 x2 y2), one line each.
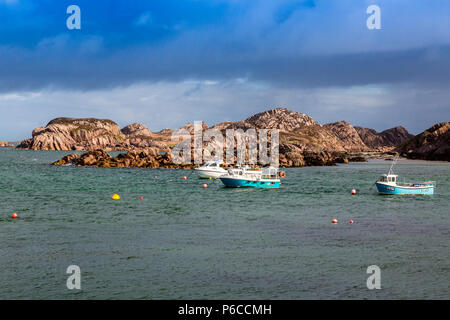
44 107 423 168
17 118 169 151
209 108 353 166
213 107 317 131
179 122 209 134
52 148 195 169
279 143 352 167
355 126 413 151
121 123 152 137
212 108 347 152
121 123 168 149
398 122 450 161
53 147 359 168
279 123 347 152
324 121 369 152
0 141 14 147
16 118 126 150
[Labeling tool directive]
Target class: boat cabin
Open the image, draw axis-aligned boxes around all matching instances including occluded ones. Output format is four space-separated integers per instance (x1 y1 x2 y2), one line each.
228 168 244 176
203 160 223 168
262 166 278 179
378 174 398 184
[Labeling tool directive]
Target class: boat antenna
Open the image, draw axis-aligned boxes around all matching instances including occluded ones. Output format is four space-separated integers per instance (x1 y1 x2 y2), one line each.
388 153 399 175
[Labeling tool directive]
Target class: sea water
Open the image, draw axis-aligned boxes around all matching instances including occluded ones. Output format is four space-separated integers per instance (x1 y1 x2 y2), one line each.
0 149 448 299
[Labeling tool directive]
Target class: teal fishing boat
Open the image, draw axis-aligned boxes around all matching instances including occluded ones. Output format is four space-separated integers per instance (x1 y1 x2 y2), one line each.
220 166 283 188
375 157 436 195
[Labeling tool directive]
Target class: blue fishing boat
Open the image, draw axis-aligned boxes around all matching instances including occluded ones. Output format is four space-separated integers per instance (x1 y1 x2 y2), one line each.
375 157 436 195
220 166 283 188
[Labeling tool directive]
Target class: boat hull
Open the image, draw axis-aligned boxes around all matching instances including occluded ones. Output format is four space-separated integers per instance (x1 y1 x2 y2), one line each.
375 182 434 195
220 177 280 188
195 169 227 179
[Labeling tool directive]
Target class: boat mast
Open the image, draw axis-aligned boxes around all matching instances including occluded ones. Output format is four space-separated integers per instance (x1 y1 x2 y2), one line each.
388 153 399 175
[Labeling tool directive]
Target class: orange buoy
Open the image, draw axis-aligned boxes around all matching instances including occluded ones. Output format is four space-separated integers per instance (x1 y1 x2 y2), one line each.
349 220 354 224
331 218 338 224
280 171 286 178
202 184 208 189
12 213 18 219
351 189 356 195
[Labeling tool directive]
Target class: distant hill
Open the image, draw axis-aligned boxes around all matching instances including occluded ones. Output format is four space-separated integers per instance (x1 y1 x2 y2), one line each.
355 126 413 151
324 121 369 152
19 107 427 167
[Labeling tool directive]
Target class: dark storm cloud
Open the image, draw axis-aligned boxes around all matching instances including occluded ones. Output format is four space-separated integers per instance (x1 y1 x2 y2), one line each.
1 42 450 92
1 0 450 91
0 0 449 140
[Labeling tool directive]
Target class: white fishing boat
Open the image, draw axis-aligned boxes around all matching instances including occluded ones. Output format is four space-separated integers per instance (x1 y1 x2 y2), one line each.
194 160 228 179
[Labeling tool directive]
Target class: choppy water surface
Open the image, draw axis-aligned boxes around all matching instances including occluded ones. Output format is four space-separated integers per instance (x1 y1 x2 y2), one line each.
0 149 449 299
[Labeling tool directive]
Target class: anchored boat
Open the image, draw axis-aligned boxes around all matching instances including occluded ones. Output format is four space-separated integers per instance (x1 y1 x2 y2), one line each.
375 157 436 195
195 160 228 179
220 166 283 188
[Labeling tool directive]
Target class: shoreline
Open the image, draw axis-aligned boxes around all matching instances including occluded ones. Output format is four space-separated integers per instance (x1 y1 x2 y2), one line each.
4 148 448 167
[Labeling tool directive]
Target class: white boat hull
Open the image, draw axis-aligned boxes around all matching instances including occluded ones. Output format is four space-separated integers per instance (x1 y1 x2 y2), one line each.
195 168 227 179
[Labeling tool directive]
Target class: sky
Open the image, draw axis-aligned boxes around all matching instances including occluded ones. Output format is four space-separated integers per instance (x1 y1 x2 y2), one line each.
0 0 449 140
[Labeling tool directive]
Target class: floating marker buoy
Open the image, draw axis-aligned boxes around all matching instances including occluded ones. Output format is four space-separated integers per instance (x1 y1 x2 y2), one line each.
209 177 212 180
349 220 354 224
112 194 120 200
203 184 208 189
351 189 356 195
139 196 143 200
154 176 158 179
331 218 338 224
183 176 187 180
12 213 18 219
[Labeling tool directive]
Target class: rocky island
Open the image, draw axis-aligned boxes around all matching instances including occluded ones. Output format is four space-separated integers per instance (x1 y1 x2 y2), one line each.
15 108 449 168
16 118 168 151
0 141 14 147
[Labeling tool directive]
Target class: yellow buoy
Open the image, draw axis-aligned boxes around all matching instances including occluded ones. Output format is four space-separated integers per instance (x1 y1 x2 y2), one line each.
112 194 120 200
